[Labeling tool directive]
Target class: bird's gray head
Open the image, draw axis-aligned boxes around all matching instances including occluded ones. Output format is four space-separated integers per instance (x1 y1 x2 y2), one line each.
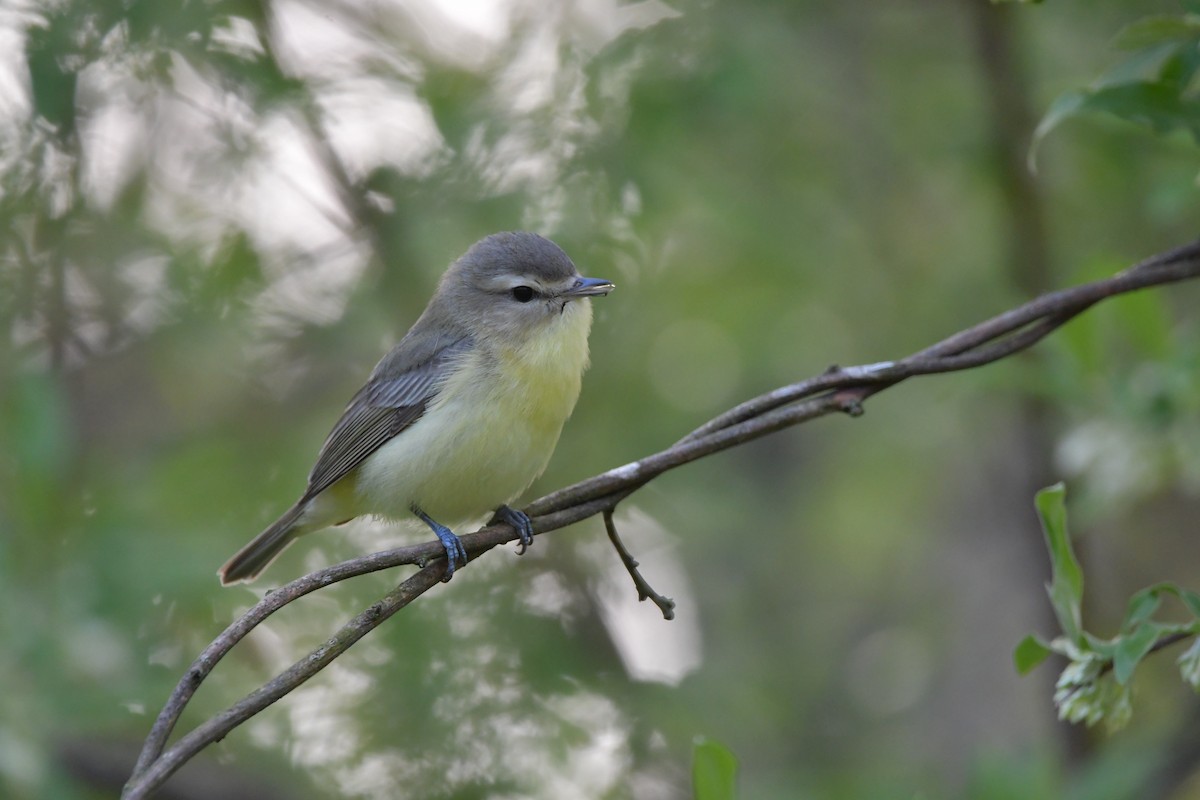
432 232 614 343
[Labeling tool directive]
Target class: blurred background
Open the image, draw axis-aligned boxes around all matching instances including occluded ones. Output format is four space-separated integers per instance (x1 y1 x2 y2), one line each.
4 0 1200 797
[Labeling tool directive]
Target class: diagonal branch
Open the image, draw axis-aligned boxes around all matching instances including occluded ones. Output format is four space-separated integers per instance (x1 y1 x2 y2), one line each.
123 238 1200 799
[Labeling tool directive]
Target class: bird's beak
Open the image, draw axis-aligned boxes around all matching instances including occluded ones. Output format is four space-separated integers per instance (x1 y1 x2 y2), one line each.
562 276 615 298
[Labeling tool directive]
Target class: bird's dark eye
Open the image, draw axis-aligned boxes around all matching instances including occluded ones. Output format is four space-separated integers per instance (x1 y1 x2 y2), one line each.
511 286 536 303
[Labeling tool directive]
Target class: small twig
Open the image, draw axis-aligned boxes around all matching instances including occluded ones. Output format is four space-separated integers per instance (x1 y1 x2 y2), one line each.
603 508 676 620
125 238 1200 799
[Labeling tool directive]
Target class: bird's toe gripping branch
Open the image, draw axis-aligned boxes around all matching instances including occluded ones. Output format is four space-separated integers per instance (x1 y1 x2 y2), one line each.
491 504 535 554
413 508 469 581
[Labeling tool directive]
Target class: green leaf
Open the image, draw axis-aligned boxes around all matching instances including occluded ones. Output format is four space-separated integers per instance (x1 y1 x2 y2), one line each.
1030 36 1200 167
693 738 738 800
1082 633 1118 660
1035 484 1084 644
1014 635 1052 675
1114 16 1200 51
1113 622 1162 685
1029 90 1087 171
1095 42 1187 88
1121 586 1163 632
1078 81 1200 142
1178 590 1200 618
1160 43 1200 88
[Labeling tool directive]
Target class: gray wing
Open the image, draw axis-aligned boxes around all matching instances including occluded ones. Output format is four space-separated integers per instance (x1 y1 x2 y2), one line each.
302 335 472 500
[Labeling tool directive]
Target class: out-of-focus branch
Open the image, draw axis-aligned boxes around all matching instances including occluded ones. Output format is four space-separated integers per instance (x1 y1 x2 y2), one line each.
964 0 1086 762
253 0 387 259
124 239 1200 799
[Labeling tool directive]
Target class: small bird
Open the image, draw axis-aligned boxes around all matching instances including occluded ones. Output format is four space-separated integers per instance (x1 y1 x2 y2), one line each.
218 232 613 585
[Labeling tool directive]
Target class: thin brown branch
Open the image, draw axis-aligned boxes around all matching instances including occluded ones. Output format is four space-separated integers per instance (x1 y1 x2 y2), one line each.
124 239 1200 799
127 565 446 799
603 508 676 620
127 538 457 779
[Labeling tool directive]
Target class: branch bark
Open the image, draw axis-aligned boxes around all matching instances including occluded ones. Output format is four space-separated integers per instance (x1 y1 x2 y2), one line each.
123 238 1200 799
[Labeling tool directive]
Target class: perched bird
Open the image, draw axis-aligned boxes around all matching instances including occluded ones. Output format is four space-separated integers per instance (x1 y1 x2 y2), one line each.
218 232 613 585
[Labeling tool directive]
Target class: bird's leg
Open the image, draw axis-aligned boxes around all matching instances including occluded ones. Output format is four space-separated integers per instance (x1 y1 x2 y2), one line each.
490 505 534 555
413 507 468 581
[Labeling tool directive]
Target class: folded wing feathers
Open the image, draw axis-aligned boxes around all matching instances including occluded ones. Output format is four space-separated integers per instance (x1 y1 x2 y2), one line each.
302 339 470 500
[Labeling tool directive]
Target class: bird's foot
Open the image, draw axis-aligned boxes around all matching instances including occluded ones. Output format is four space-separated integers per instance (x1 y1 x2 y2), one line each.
491 505 534 555
414 509 468 582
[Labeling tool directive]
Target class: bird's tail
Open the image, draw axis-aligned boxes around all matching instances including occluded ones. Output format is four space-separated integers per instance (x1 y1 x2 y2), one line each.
218 502 308 585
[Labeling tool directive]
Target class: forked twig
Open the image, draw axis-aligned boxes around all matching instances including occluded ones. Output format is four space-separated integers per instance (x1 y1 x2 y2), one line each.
604 508 676 620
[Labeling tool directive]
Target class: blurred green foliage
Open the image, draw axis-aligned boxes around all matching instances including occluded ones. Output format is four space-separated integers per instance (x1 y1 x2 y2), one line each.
4 0 1200 798
692 737 737 800
1018 484 1200 731
1033 3 1200 166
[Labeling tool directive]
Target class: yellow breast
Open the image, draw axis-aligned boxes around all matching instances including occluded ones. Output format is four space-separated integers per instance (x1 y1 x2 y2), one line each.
353 300 594 524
